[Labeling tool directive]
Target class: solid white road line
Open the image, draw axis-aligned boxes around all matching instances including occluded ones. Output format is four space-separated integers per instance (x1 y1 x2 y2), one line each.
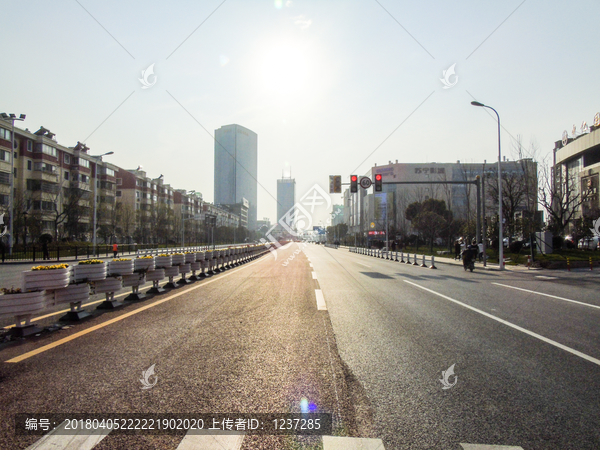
356 262 372 268
323 436 385 449
492 282 600 310
315 289 327 310
404 280 600 367
25 420 111 450
461 444 523 450
176 430 244 450
312 272 318 279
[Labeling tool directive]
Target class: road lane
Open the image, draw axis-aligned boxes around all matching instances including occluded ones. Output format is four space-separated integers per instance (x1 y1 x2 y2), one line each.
304 244 600 450
0 245 378 450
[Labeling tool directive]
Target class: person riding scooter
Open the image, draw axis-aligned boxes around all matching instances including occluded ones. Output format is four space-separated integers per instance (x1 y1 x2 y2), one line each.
462 241 478 272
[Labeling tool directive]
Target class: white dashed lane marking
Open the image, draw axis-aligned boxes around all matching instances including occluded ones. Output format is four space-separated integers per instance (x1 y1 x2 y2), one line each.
323 436 385 449
176 431 244 450
315 289 327 310
492 282 600 310
405 280 600 367
312 272 318 279
460 444 524 450
25 420 110 450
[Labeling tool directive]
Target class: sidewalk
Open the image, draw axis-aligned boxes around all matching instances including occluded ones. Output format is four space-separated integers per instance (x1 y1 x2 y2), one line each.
432 254 538 272
343 246 539 272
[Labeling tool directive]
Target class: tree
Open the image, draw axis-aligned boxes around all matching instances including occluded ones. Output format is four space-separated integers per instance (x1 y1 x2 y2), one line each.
538 160 589 239
47 186 90 241
116 203 136 243
406 199 452 252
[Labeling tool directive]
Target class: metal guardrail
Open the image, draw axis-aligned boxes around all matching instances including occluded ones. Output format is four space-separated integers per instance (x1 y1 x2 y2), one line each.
349 247 437 269
324 243 339 249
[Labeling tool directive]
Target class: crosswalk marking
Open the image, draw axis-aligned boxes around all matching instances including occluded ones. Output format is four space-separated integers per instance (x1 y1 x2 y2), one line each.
176 431 244 450
25 420 111 450
21 428 527 450
315 289 327 310
460 444 524 450
323 436 385 449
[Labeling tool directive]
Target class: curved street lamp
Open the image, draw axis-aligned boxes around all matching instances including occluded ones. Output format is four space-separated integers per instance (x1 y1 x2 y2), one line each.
471 101 504 270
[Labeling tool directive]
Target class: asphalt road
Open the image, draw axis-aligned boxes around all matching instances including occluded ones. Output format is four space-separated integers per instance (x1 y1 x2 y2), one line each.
2 243 599 449
303 244 600 450
0 245 379 449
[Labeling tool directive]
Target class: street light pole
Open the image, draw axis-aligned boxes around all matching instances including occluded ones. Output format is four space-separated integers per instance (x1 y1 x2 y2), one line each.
1 113 26 255
90 151 114 256
471 101 504 270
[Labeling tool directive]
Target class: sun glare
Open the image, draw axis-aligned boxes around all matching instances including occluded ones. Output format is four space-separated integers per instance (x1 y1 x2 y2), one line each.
259 42 310 96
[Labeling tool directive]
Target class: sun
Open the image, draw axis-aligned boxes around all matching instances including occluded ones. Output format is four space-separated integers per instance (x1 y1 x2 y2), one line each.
258 42 310 96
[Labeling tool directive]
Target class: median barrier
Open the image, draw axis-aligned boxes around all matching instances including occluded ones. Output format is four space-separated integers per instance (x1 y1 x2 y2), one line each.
0 289 49 336
123 273 147 301
93 277 124 309
146 268 166 294
347 247 439 271
163 266 181 289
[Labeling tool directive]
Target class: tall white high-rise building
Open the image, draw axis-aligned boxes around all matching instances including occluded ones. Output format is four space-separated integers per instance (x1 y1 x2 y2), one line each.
214 124 258 229
277 177 296 225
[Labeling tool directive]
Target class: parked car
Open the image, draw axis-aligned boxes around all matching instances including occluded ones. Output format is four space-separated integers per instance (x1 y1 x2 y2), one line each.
578 236 600 250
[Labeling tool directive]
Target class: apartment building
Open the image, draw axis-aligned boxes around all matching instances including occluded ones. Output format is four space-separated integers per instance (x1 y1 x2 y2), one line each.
0 120 116 243
1 118 242 246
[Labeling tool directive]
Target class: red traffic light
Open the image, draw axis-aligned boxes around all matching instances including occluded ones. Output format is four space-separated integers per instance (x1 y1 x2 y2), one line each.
375 173 382 191
350 174 358 193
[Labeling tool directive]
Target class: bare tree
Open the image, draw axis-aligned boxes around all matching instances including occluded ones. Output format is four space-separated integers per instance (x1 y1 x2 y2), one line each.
538 158 589 237
116 202 136 243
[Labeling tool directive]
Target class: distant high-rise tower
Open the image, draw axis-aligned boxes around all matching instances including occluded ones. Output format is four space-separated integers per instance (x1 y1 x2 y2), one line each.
277 177 296 226
214 124 258 229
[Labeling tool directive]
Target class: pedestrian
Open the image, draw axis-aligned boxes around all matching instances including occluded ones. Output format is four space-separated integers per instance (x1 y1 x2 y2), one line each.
454 240 461 260
478 242 484 262
113 242 118 258
42 240 49 260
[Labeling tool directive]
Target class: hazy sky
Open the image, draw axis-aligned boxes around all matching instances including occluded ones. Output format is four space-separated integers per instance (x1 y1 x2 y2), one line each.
2 0 599 227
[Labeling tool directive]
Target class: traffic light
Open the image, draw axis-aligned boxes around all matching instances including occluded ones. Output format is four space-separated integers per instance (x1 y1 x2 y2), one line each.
375 174 382 192
333 175 342 194
329 175 342 194
350 175 358 193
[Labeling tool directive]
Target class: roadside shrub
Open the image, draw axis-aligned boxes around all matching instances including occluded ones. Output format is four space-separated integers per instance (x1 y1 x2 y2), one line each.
509 240 524 254
552 235 564 250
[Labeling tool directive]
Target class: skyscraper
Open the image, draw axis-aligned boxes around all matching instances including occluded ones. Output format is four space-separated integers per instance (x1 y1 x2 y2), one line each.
214 124 258 229
277 176 296 226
